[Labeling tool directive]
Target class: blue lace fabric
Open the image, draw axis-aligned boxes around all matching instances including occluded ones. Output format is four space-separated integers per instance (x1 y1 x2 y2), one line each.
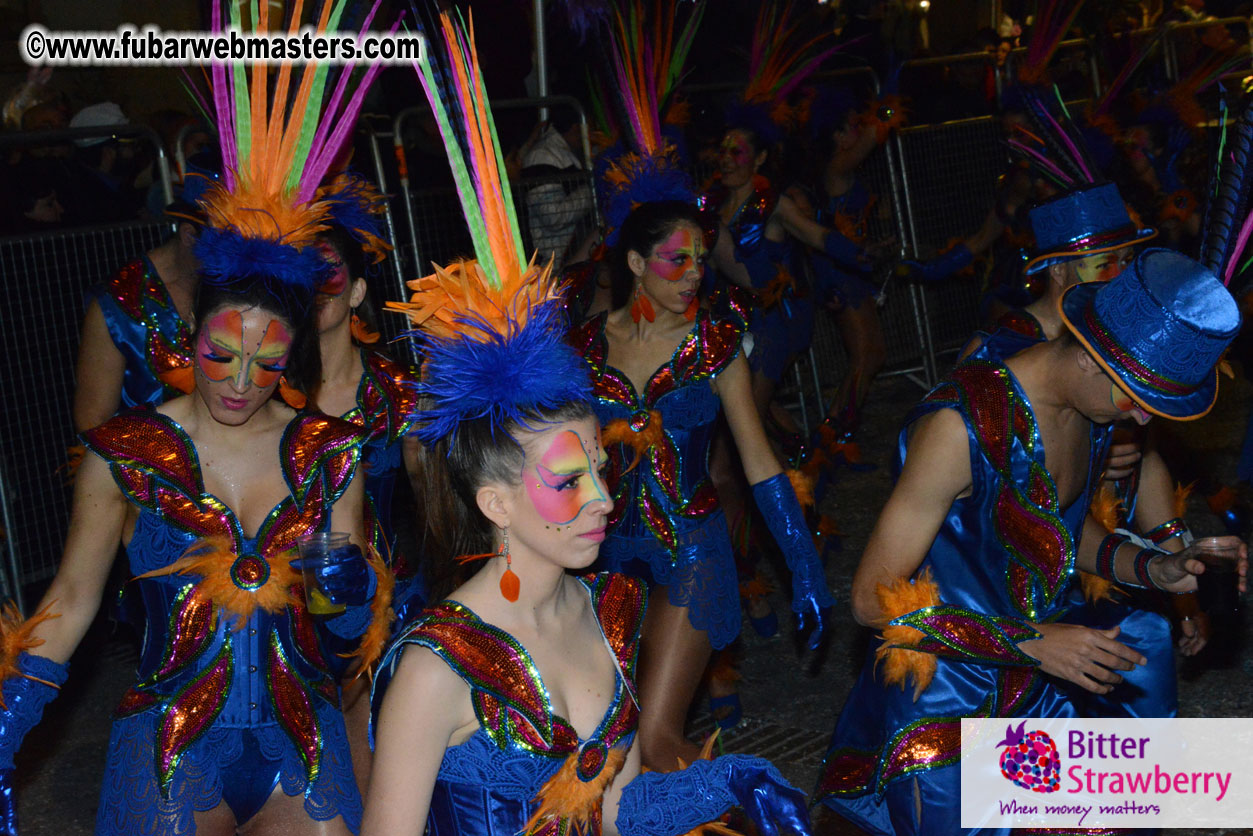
699 176 813 382
571 311 746 649
85 256 193 410
817 361 1111 835
371 573 645 836
81 410 366 835
809 180 878 310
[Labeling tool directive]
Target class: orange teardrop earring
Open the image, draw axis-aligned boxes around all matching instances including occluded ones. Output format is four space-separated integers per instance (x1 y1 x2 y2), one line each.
499 527 520 602
350 309 380 344
630 285 656 323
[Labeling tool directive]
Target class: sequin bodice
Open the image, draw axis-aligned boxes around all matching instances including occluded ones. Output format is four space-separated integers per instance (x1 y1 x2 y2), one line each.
81 410 362 796
381 574 645 836
906 361 1108 622
570 311 743 563
339 350 419 546
87 258 193 410
699 175 780 267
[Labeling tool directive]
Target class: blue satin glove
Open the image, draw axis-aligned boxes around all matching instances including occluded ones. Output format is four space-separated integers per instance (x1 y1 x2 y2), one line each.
898 243 973 283
291 544 376 608
0 652 69 781
821 231 872 273
751 474 835 650
616 754 812 836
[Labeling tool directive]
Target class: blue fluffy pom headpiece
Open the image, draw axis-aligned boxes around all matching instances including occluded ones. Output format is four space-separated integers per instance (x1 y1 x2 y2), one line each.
411 300 591 445
597 143 696 247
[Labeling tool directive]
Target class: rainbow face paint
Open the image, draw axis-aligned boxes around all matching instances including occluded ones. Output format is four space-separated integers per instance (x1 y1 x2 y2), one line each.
1073 247 1134 284
647 227 705 282
524 429 608 526
197 309 292 390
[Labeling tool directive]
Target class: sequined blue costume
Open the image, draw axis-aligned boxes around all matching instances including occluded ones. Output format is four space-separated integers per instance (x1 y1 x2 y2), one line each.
571 310 745 649
85 257 193 410
815 361 1112 835
964 325 1178 722
699 176 813 382
372 573 645 836
809 180 879 309
82 410 368 835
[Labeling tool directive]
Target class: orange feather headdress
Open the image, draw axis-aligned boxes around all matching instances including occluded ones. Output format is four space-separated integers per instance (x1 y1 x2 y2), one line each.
386 11 589 445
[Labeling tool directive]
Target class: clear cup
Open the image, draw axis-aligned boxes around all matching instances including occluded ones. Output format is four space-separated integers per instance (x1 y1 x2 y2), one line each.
297 532 352 616
1191 537 1243 615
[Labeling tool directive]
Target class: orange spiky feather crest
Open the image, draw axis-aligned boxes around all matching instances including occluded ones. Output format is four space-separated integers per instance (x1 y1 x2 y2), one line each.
197 0 393 287
389 10 590 445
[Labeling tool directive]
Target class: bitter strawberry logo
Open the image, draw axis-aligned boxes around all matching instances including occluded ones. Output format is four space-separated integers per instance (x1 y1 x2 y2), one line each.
997 721 1061 793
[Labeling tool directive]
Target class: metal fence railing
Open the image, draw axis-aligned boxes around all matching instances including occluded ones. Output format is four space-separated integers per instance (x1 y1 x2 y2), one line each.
0 220 173 602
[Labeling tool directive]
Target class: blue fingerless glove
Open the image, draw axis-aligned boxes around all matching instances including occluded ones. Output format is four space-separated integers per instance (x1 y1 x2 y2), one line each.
822 231 872 273
899 243 973 282
0 653 68 771
293 545 378 638
752 474 835 649
616 754 812 836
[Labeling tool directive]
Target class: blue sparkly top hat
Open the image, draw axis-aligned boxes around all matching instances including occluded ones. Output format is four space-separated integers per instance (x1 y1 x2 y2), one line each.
1026 183 1157 274
1059 248 1240 420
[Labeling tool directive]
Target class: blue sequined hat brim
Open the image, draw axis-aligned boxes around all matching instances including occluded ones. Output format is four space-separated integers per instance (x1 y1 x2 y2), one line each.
1058 281 1219 421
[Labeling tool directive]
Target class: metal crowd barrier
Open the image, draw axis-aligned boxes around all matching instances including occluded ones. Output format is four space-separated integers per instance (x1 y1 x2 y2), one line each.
0 220 174 602
0 126 175 602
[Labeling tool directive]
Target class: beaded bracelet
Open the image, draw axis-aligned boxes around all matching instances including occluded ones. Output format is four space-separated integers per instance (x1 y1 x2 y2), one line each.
1131 549 1166 591
1095 533 1127 581
1145 517 1191 547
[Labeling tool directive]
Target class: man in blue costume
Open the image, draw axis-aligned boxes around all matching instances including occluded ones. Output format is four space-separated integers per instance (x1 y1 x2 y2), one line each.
814 247 1245 835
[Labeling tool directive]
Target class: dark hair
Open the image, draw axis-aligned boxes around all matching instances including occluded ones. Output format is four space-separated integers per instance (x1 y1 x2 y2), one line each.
417 398 597 601
609 200 705 309
192 277 322 395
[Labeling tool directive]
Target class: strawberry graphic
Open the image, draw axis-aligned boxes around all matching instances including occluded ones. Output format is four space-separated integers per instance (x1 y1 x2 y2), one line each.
996 721 1060 793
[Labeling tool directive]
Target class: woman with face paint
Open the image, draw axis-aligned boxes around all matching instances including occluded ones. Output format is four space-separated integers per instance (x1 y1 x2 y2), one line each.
366 16 815 836
0 275 380 835
569 199 835 772
0 7 393 832
299 218 424 799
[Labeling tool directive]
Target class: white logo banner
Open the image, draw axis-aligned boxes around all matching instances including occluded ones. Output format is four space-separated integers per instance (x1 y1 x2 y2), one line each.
960 718 1253 829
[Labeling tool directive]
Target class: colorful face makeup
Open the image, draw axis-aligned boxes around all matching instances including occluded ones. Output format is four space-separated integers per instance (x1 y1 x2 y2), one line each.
720 132 754 168
1110 381 1151 423
646 226 705 283
196 309 292 390
316 242 349 297
1073 247 1135 284
524 428 609 526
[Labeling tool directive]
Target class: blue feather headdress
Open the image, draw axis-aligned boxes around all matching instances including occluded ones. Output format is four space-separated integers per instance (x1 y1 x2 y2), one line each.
387 10 589 445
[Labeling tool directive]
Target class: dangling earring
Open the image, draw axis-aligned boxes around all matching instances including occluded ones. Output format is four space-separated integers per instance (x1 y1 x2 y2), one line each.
350 307 380 344
630 284 655 323
499 527 520 602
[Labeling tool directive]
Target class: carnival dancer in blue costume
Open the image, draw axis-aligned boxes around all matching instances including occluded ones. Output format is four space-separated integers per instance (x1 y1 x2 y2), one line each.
960 105 1211 679
71 150 219 433
568 2 834 773
0 3 395 833
363 13 812 836
814 249 1246 835
699 1 844 412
